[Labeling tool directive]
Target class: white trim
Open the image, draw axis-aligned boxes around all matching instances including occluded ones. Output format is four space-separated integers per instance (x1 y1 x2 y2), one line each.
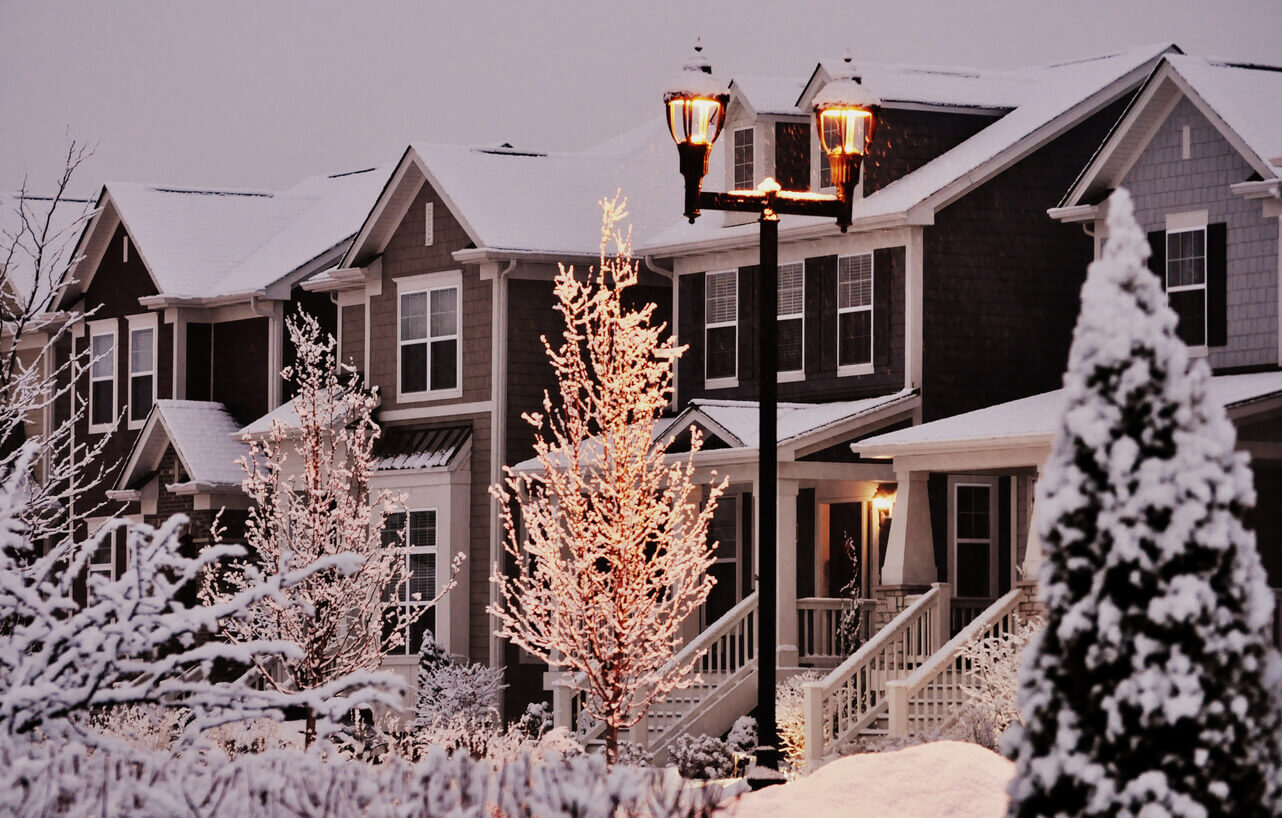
948 475 1000 606
837 252 874 373
424 201 435 247
1165 209 1208 233
704 269 738 385
377 400 493 423
395 270 463 403
87 318 118 435
125 313 158 430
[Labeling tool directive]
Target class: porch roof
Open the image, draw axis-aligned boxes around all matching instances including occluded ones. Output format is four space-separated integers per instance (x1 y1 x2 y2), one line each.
371 425 470 472
116 400 249 492
855 371 1282 459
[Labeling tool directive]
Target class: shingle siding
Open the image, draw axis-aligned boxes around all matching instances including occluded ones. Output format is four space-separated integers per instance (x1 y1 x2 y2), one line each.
1121 96 1278 370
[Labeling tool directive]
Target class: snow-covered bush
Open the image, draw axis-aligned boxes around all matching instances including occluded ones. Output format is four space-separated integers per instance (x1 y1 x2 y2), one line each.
1006 188 1282 817
516 701 553 740
956 616 1041 744
0 739 722 818
836 531 864 655
413 633 505 729
726 715 757 755
615 740 656 768
90 705 187 753
669 733 733 780
776 671 821 772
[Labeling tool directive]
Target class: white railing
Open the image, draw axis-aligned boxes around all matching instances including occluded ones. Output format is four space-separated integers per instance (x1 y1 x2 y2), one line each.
886 587 1024 738
802 583 950 768
551 591 759 749
798 597 876 665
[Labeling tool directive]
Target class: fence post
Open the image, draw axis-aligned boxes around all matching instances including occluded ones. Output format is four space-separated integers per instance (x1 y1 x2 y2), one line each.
549 673 573 731
803 681 825 770
631 710 650 750
932 582 952 652
887 679 909 737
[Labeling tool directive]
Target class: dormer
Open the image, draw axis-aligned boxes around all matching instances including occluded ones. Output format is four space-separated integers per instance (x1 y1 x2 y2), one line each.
722 77 812 226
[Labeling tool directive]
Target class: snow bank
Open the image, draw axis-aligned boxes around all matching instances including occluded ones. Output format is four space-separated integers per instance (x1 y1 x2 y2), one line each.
725 742 1013 818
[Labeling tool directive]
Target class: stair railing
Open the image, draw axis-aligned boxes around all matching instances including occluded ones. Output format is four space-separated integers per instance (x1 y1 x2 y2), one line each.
885 586 1024 738
802 583 950 769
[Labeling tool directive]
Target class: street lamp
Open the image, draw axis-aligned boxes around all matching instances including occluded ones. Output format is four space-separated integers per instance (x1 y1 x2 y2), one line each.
664 45 878 772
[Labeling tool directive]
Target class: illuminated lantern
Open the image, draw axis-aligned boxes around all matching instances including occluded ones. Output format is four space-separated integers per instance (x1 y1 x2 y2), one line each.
663 40 729 222
812 79 880 204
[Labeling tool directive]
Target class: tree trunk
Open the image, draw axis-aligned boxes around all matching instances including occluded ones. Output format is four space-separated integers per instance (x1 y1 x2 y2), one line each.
305 710 316 748
606 722 618 766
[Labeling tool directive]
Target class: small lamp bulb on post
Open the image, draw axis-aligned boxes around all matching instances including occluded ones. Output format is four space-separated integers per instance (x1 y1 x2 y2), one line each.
663 41 729 223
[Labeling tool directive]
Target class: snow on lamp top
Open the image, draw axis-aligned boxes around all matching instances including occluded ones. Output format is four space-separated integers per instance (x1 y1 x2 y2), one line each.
664 39 730 148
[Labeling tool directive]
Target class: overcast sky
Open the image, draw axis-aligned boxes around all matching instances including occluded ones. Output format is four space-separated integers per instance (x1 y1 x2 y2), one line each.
2 0 1280 199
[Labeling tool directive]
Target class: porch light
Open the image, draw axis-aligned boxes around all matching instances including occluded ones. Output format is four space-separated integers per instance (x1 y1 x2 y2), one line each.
872 483 897 516
813 79 880 205
663 39 729 222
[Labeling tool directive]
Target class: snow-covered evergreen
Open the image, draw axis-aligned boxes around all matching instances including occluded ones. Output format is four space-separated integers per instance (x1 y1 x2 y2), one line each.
1006 188 1282 817
413 633 505 729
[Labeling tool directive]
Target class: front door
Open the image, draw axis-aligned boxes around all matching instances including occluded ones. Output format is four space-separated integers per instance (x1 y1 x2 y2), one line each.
827 502 864 599
703 491 745 627
949 477 999 632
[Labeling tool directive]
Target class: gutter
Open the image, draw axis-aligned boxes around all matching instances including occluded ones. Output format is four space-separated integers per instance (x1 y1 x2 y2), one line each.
454 247 596 265
1047 204 1100 223
638 211 913 258
138 289 270 309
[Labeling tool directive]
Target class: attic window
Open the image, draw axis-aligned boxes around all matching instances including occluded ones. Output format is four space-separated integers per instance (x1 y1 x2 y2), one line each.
733 127 754 190
174 458 188 484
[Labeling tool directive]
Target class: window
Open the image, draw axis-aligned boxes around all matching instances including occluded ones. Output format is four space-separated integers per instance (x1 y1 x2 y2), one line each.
127 315 156 428
88 321 116 432
705 270 737 385
778 262 804 377
382 509 438 655
704 494 740 626
837 254 873 372
398 274 460 399
1166 227 1206 348
733 127 754 190
89 532 116 580
953 482 995 601
424 202 435 246
818 116 839 189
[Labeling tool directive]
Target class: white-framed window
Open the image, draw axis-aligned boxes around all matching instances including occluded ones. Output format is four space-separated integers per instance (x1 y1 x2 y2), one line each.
778 262 805 379
382 508 438 655
818 115 839 190
87 319 117 434
950 477 999 605
126 314 157 429
703 491 742 628
1166 226 1207 349
733 127 754 190
397 271 462 401
837 253 873 374
424 202 435 247
89 530 117 580
705 270 738 387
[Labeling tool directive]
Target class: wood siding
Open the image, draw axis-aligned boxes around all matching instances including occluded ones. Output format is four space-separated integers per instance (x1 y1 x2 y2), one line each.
212 317 269 425
862 109 1000 196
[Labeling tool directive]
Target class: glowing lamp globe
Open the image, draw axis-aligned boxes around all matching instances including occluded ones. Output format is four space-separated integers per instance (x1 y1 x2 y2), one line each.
664 41 730 222
812 80 880 202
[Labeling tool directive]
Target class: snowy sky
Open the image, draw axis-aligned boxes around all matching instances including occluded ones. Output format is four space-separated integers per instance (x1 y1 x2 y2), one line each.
2 0 1279 199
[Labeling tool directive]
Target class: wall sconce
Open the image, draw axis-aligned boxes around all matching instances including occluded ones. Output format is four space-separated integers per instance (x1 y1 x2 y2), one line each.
872 483 898 517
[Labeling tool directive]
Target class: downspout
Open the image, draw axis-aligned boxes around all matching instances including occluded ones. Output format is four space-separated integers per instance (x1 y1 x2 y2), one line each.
249 294 282 409
489 259 517 671
644 255 677 412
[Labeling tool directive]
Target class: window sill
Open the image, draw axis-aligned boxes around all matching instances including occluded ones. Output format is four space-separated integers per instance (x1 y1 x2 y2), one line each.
777 370 805 384
88 421 114 436
127 415 148 431
705 377 739 390
1187 345 1208 359
837 363 874 378
396 388 464 405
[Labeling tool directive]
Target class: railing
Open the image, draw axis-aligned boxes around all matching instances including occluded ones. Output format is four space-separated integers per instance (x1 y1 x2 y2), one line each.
886 587 1024 738
551 591 759 749
949 599 991 634
798 597 876 665
802 583 950 768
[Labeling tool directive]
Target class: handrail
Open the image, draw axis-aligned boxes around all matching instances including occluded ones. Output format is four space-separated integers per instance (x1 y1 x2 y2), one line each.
671 590 760 673
798 597 876 663
886 587 1025 738
802 583 949 768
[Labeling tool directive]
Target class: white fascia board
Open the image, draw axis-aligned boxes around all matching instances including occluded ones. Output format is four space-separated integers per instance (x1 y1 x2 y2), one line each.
452 247 595 265
1047 204 1100 223
854 431 1054 461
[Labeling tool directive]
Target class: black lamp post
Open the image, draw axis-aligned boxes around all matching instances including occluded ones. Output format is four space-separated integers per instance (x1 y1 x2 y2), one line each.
664 45 878 772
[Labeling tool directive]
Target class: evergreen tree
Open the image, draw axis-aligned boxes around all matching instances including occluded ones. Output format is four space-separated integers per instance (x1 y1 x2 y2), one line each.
413 632 451 724
1006 188 1282 817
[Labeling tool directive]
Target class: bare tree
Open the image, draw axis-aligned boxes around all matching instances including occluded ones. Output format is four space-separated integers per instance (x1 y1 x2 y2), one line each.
490 194 725 763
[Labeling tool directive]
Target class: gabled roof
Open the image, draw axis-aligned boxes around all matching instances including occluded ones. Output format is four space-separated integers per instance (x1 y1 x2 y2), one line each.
1058 55 1282 209
855 371 1282 459
730 76 808 117
668 390 917 450
797 59 1032 113
116 400 249 492
58 165 390 308
641 44 1175 255
342 120 678 266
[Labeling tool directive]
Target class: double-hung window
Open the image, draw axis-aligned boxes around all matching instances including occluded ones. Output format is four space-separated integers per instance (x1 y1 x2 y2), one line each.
398 272 461 400
89 531 116 580
837 253 873 373
382 509 438 655
1166 227 1207 348
778 262 805 378
87 320 117 433
705 270 738 386
733 127 754 190
127 314 157 428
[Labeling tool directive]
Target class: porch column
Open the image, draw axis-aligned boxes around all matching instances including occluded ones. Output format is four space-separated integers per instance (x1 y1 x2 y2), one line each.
880 469 937 586
1020 469 1044 580
776 478 800 667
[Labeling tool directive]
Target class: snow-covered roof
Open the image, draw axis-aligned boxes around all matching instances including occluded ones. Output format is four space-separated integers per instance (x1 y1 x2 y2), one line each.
235 386 355 438
731 76 808 116
116 400 249 491
674 390 917 449
371 425 470 471
856 371 1282 458
808 59 1034 111
1162 56 1282 180
641 44 1173 253
62 166 390 305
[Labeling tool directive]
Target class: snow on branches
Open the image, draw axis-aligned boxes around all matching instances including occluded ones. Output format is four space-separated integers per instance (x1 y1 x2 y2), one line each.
1005 189 1282 817
490 193 726 762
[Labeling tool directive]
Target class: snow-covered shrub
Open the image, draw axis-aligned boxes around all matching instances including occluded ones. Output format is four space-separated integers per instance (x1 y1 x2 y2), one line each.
413 655 506 729
1006 188 1282 818
726 715 757 755
835 531 864 655
956 616 1041 742
0 738 722 818
614 740 655 768
90 705 187 753
516 701 552 740
407 712 583 764
669 733 733 779
776 671 821 772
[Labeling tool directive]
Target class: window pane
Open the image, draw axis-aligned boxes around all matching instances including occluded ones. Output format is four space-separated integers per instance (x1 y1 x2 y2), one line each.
430 339 458 391
1169 289 1206 347
130 328 153 374
91 334 114 378
778 263 804 316
381 512 406 548
407 609 435 654
708 496 737 560
401 342 427 393
838 311 871 367
400 292 428 341
706 326 737 380
838 255 872 309
408 552 437 601
92 538 113 566
956 485 990 540
430 288 457 337
956 541 991 598
705 271 737 324
706 561 738 622
734 129 754 190
408 510 437 549
779 317 803 372
130 376 153 421
91 380 114 426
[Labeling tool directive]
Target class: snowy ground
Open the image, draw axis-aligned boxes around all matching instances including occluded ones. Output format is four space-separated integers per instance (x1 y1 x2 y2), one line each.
722 742 1014 818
